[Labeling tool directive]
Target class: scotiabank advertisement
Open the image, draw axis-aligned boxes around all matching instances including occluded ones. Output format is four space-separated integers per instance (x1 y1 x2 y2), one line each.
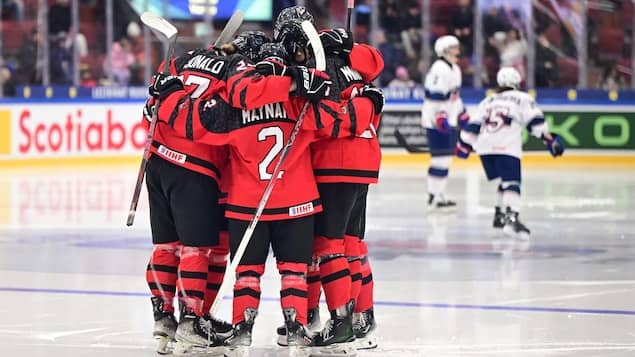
0 102 147 159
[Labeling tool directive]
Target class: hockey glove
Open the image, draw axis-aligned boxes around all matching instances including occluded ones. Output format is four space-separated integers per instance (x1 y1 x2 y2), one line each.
255 58 289 76
288 66 332 102
143 97 156 124
435 112 451 133
455 136 473 159
359 85 385 114
319 28 354 58
458 108 470 129
149 73 184 99
543 133 565 157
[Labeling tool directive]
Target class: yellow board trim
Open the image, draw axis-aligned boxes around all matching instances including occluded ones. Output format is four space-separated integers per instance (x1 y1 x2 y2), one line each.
0 110 11 155
0 153 634 169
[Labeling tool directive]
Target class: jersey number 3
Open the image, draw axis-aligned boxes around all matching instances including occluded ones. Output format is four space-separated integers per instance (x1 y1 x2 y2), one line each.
258 126 285 180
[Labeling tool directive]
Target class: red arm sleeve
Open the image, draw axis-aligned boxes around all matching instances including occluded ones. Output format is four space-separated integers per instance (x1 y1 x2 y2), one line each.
349 44 384 82
225 70 293 110
293 97 376 139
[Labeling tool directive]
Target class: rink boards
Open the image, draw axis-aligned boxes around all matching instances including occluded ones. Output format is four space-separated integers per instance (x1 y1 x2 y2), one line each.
0 101 634 167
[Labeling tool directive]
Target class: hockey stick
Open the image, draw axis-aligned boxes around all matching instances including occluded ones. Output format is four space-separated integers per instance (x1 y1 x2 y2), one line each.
209 20 325 317
346 0 354 31
213 10 244 47
126 12 178 226
394 127 429 153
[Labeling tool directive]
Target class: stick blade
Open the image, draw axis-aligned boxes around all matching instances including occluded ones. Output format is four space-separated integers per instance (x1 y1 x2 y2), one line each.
140 12 177 40
301 21 326 71
214 10 244 47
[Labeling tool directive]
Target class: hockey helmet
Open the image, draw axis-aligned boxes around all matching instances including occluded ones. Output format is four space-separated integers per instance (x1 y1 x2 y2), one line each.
258 42 289 64
231 31 272 62
434 35 460 58
274 5 314 41
496 67 521 89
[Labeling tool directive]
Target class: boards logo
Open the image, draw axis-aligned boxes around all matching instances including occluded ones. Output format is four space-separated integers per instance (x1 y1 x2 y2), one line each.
17 107 147 154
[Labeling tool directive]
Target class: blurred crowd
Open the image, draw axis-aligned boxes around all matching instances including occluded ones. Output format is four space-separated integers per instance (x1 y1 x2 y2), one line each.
0 0 633 94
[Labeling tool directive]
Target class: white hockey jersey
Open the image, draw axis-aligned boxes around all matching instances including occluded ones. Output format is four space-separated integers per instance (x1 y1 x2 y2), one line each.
421 58 464 128
462 89 548 159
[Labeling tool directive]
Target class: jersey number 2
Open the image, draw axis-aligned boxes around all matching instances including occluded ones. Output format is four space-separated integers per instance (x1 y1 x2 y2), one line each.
258 126 284 180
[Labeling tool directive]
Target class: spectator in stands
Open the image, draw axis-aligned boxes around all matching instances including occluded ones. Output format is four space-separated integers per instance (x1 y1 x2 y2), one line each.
16 28 42 84
380 0 401 34
451 0 474 56
535 32 558 87
388 66 416 88
49 31 72 84
374 29 408 86
2 0 23 21
49 0 71 35
483 5 509 57
599 62 626 91
104 37 135 86
1 60 16 97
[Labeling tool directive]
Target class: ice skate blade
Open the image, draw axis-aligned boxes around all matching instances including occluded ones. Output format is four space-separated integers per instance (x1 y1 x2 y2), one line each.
353 334 377 350
154 335 174 355
502 225 530 240
287 346 312 357
310 343 357 357
173 341 225 356
224 346 249 357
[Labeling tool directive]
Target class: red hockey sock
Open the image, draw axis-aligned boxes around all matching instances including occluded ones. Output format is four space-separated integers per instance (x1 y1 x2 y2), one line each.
203 232 229 314
278 261 308 325
233 264 265 325
146 242 181 313
315 236 350 311
355 255 374 313
177 246 212 317
307 258 321 310
345 235 362 303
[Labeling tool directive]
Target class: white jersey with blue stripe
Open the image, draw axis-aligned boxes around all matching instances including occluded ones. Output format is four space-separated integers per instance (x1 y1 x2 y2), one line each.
462 89 548 159
421 58 464 129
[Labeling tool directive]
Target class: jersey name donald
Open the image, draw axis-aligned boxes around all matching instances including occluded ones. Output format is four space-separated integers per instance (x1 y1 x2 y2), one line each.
470 90 548 158
421 58 463 128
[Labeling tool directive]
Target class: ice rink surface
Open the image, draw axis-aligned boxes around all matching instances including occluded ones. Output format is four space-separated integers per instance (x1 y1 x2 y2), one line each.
0 158 634 356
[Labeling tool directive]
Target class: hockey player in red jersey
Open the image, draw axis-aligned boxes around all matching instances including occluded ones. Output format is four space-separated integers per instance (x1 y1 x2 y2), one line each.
271 6 385 352
148 39 383 352
142 31 310 353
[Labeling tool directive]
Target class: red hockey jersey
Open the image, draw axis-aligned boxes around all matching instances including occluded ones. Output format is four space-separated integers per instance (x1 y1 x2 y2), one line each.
156 89 377 221
145 49 294 182
311 44 385 184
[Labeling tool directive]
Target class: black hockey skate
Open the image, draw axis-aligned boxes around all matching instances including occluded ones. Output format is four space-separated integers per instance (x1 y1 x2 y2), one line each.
202 313 233 342
312 301 356 357
151 297 177 355
503 208 531 240
283 308 313 353
173 303 224 355
352 308 377 350
277 307 320 346
428 194 457 211
493 207 505 228
224 308 257 357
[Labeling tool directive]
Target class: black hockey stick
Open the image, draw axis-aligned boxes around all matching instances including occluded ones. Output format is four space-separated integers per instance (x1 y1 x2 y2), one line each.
126 13 178 226
393 127 429 153
347 0 354 30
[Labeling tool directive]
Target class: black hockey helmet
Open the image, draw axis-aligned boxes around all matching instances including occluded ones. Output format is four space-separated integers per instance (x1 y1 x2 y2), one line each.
275 20 311 65
231 31 272 62
258 42 289 64
273 5 314 41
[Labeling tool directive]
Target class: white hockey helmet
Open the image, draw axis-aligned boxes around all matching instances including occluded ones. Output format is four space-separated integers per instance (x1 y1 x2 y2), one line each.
434 35 460 58
496 67 522 89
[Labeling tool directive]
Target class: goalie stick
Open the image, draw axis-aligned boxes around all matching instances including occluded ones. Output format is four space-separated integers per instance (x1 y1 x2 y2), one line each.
126 10 244 226
208 20 326 318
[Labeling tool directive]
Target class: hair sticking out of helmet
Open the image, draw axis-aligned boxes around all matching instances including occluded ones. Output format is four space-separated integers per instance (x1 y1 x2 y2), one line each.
434 35 460 59
496 67 522 89
222 30 271 62
274 5 314 41
258 42 289 64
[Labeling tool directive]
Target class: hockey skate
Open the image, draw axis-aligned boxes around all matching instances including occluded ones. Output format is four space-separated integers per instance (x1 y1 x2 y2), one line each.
352 309 377 350
223 308 257 357
203 313 233 343
151 297 177 355
427 194 457 211
173 304 224 355
277 307 320 346
311 302 356 357
280 308 312 357
492 207 505 228
502 208 530 240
